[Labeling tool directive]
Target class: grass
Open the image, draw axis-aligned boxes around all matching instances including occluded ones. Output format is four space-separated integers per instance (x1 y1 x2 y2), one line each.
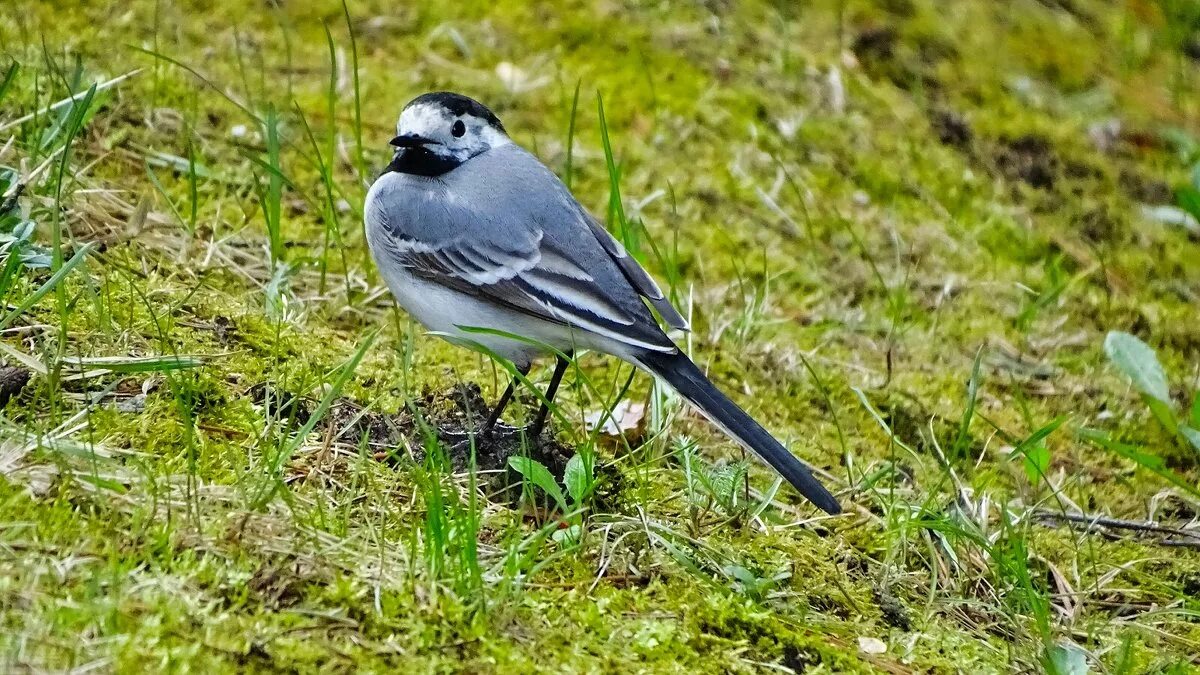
1 0 1200 671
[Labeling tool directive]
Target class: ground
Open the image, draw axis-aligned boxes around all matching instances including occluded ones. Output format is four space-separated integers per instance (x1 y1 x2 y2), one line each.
1 0 1199 672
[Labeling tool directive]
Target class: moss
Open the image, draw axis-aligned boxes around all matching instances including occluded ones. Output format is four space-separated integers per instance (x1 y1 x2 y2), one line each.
2 0 1199 671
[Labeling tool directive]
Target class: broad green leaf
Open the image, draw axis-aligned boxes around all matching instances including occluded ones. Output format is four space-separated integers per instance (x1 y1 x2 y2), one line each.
1191 393 1200 428
1104 331 1171 406
563 453 590 504
508 456 566 511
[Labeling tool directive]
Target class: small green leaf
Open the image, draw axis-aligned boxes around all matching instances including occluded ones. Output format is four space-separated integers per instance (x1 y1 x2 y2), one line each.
1023 444 1050 485
1048 642 1089 675
1104 331 1171 406
1177 185 1200 222
508 456 566 511
1182 426 1200 454
1009 416 1066 487
550 523 581 548
264 261 292 322
563 453 590 504
1191 393 1200 428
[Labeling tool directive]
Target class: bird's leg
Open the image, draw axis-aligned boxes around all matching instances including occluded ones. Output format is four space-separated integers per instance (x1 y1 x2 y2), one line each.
482 363 531 437
528 353 571 438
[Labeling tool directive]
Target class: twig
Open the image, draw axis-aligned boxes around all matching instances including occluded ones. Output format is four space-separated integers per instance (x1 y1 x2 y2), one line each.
1032 508 1200 548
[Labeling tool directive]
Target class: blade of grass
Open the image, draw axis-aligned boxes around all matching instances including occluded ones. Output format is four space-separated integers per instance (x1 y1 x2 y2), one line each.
0 69 136 133
58 354 205 373
129 47 258 123
261 103 284 267
341 0 366 181
564 79 581 191
952 347 984 459
0 242 93 331
596 93 631 247
253 330 377 508
0 62 18 106
1080 428 1200 500
295 101 349 301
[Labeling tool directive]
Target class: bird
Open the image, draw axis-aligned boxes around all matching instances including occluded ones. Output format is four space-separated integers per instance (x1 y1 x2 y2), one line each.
364 91 841 515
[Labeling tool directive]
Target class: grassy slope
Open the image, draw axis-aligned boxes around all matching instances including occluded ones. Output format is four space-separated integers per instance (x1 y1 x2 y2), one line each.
1 0 1199 671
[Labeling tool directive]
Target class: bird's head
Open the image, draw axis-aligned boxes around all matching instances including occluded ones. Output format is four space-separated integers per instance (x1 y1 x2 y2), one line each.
383 91 509 177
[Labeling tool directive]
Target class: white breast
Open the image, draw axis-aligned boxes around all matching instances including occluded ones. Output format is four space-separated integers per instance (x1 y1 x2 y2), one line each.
365 175 555 367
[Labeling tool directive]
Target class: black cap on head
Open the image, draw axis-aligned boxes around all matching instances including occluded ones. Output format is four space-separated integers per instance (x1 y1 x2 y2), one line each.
404 92 506 134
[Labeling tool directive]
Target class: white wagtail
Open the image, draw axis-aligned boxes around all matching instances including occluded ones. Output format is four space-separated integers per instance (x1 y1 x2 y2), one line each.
364 92 840 515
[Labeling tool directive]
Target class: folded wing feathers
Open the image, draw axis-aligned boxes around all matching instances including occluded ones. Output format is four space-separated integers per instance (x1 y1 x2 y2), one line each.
536 244 595 281
388 226 676 352
584 217 690 332
516 267 634 325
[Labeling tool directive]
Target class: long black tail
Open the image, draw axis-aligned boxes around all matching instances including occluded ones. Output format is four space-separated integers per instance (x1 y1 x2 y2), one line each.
637 350 841 515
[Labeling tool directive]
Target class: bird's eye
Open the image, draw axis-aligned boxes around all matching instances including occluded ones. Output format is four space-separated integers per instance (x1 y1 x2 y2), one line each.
451 120 466 137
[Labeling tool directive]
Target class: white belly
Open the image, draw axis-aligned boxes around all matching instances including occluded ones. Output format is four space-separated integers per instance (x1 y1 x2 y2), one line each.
371 257 563 368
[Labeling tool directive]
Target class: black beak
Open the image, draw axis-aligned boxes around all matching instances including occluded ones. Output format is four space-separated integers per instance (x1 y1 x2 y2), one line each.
382 133 458 177
389 133 439 149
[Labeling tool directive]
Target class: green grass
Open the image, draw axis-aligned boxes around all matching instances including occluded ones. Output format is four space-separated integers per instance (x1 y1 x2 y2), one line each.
2 0 1200 672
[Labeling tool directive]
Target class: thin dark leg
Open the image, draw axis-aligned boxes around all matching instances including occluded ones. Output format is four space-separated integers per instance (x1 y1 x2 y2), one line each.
529 354 570 437
483 363 530 436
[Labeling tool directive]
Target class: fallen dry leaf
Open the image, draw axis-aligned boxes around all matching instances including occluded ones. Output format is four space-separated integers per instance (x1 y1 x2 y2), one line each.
857 636 887 655
584 400 646 436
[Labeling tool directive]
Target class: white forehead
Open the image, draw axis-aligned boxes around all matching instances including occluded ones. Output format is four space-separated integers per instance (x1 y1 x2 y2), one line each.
397 103 452 133
395 101 510 150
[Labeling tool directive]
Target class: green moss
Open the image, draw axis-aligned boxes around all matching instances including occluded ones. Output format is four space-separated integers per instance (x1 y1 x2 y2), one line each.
2 0 1199 671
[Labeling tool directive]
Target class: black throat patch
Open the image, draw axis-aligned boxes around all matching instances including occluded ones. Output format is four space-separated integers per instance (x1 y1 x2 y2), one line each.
384 147 462 177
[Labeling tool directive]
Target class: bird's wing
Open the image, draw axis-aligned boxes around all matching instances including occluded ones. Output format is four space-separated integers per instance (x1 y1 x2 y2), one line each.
368 144 680 353
379 229 674 352
582 216 689 332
